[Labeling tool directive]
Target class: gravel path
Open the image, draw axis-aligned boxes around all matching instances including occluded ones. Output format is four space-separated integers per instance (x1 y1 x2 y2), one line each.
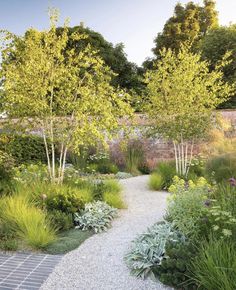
41 175 171 290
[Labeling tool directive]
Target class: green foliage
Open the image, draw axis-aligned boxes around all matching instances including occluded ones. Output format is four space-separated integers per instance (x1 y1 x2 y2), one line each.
155 162 176 189
14 163 49 184
0 238 18 251
102 179 125 209
0 133 48 164
103 191 125 209
191 238 236 290
0 149 15 195
47 210 73 232
0 195 56 249
153 0 218 56
124 222 184 279
145 46 233 143
200 24 236 108
0 9 133 183
45 228 92 255
153 239 197 289
58 25 144 94
167 176 210 238
74 201 117 233
149 173 163 190
125 140 144 175
45 186 92 214
103 179 122 194
205 153 236 183
144 45 233 177
207 203 236 239
212 182 236 216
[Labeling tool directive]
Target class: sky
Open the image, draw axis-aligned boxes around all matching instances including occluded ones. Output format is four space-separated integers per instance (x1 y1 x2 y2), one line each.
0 0 235 65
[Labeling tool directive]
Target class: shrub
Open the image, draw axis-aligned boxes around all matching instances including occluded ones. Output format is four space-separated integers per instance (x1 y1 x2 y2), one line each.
47 210 73 232
0 150 15 195
97 162 118 174
0 195 56 249
167 176 210 238
149 173 163 190
74 201 117 233
45 187 91 214
155 162 176 189
205 153 236 183
124 222 185 279
191 238 236 290
153 239 197 289
0 133 49 164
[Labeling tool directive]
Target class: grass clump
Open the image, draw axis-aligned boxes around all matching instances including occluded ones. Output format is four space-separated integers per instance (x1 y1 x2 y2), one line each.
149 173 163 190
191 238 236 290
0 195 56 249
103 179 126 209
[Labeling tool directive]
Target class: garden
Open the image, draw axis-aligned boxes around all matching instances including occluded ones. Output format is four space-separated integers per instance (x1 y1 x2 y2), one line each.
0 2 236 290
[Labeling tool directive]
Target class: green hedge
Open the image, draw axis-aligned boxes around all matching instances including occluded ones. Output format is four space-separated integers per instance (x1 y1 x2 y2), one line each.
0 133 48 164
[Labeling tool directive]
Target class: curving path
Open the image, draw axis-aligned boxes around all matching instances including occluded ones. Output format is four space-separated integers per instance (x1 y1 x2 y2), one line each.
41 175 171 290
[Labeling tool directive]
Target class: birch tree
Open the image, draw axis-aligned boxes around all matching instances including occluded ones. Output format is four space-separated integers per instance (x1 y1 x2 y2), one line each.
0 10 133 183
144 46 234 177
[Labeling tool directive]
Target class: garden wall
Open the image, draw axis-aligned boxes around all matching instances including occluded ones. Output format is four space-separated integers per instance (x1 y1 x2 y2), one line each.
109 110 236 169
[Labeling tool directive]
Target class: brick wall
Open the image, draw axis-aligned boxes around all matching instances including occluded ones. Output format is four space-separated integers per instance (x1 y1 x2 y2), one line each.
109 110 236 169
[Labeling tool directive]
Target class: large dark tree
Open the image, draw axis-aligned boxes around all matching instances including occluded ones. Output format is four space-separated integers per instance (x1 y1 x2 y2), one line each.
153 0 218 56
57 24 144 95
200 25 236 108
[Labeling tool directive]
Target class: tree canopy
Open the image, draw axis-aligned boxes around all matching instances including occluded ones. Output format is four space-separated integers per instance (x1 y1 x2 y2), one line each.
152 0 218 57
200 24 236 108
144 46 233 176
56 25 144 94
0 10 133 183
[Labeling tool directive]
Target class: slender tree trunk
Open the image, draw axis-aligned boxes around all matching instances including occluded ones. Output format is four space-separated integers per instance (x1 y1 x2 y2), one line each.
58 143 64 182
173 141 179 174
60 146 68 184
42 128 52 180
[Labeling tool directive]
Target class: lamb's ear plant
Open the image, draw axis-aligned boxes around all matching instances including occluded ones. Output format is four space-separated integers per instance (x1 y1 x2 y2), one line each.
74 201 117 233
124 222 185 279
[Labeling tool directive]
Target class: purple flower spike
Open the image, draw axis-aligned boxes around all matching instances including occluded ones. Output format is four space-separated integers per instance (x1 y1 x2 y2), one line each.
229 177 236 186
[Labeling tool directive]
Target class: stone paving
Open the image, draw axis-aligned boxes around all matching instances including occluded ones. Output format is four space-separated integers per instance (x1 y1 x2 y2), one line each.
0 253 62 290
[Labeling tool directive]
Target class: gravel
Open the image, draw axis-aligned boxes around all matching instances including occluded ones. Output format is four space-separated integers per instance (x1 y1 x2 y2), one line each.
41 175 172 290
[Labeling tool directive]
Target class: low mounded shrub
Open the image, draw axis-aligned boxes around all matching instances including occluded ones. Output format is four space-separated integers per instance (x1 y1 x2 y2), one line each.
149 173 163 190
47 210 73 231
191 238 236 290
154 239 197 289
45 187 92 214
74 201 117 233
